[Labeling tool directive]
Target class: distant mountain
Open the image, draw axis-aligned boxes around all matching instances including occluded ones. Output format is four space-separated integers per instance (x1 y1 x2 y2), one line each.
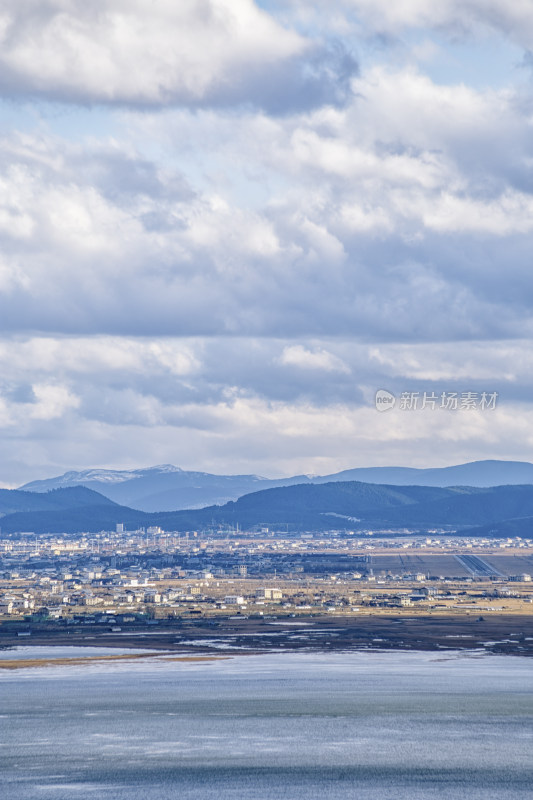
19 464 309 512
160 481 528 532
0 487 121 535
18 460 533 512
0 486 117 517
1 504 148 536
321 460 533 488
5 479 533 536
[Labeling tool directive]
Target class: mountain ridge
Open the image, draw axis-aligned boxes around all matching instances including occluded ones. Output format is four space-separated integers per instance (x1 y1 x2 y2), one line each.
0 486 118 519
17 459 533 512
4 478 533 536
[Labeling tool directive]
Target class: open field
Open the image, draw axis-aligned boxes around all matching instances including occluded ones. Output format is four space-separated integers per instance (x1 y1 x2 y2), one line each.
370 554 471 576
369 552 533 577
482 554 533 573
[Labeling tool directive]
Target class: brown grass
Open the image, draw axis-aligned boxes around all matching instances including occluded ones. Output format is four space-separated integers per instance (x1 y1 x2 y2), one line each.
0 653 229 670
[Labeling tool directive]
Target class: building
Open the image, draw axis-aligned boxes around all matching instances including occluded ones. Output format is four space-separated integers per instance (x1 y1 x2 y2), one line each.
224 595 245 605
255 587 283 600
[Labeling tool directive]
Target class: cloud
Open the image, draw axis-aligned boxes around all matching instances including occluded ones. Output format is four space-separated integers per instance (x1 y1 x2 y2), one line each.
0 332 532 485
0 333 528 417
1 1 533 485
279 345 350 373
284 0 533 48
2 365 532 486
29 383 80 420
1 59 533 344
0 0 357 111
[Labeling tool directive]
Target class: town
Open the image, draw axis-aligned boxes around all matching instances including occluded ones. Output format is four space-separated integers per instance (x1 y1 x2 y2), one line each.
1 527 533 657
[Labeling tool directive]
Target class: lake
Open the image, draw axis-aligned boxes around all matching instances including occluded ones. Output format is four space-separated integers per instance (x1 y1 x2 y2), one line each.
1 648 532 799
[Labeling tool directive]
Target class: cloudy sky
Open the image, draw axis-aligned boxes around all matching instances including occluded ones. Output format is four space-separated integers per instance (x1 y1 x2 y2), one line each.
1 0 533 486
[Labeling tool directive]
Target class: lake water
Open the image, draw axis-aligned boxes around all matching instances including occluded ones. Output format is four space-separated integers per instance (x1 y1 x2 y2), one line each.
1 648 533 799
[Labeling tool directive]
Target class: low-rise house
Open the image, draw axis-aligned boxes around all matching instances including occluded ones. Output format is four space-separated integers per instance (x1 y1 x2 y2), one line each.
224 595 245 605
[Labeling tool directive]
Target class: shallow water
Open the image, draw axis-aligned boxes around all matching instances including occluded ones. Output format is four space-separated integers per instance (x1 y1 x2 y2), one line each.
1 649 532 799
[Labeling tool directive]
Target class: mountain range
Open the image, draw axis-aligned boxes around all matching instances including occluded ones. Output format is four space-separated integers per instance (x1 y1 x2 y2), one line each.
18 460 533 512
3 477 533 538
19 465 307 512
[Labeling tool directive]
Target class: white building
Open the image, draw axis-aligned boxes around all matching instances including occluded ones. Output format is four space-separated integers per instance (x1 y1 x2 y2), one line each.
256 587 283 600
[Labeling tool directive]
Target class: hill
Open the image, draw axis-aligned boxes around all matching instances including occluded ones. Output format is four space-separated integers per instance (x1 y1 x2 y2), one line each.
0 486 117 518
17 460 533 512
322 460 533 488
5 479 533 536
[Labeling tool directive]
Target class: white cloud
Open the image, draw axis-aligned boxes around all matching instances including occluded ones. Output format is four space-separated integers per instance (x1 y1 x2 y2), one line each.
1 1 533 484
0 0 308 106
0 337 201 377
3 382 533 485
29 383 80 420
280 345 350 373
0 332 532 484
0 71 532 345
289 0 533 48
422 190 533 234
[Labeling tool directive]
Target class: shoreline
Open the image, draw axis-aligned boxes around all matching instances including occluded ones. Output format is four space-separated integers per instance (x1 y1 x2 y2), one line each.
2 613 533 662
0 653 228 669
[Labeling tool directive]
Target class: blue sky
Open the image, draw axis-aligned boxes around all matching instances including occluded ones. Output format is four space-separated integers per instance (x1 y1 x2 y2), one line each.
1 0 533 486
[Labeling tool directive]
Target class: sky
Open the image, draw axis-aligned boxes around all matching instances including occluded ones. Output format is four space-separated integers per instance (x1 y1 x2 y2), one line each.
1 0 533 486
